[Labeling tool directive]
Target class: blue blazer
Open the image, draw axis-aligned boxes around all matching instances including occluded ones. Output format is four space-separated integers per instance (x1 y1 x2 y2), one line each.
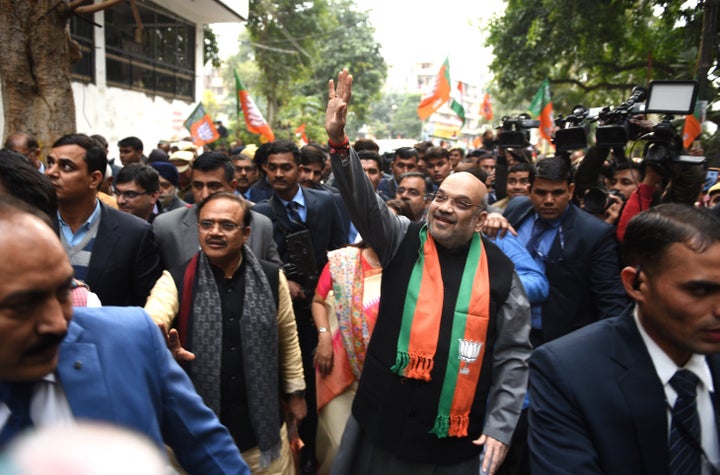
504 197 628 343
59 306 249 475
529 314 720 474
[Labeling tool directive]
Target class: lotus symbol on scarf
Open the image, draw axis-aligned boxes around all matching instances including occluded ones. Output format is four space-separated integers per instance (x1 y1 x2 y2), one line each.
458 339 482 375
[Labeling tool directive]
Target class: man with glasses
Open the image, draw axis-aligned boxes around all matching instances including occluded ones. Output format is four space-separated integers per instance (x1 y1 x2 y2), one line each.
377 146 419 201
114 163 161 223
153 152 280 269
145 192 305 474
395 171 432 222
504 156 627 348
326 69 531 475
45 133 162 307
149 161 188 212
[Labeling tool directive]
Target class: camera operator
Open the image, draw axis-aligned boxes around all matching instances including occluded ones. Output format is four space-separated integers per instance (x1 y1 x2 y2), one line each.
616 157 705 241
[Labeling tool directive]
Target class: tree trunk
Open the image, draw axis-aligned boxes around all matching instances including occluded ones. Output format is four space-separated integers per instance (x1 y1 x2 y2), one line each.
0 0 76 157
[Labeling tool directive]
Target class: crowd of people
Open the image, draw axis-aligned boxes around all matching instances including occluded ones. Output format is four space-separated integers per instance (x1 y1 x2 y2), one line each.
0 68 718 475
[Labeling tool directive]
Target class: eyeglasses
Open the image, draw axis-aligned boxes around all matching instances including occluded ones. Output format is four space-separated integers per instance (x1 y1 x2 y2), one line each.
197 220 245 233
429 191 485 212
114 189 150 199
397 186 423 198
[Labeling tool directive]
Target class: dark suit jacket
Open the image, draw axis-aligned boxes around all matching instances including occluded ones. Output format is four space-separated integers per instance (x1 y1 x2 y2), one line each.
529 315 720 474
504 197 628 343
251 187 347 272
80 202 162 307
59 306 249 474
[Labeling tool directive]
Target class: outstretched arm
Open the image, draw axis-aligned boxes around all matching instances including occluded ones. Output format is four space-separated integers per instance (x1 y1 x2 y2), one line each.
325 70 410 266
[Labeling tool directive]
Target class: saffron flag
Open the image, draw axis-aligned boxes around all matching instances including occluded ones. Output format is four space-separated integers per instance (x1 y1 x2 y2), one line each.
683 101 702 149
480 92 493 121
451 82 466 124
295 123 308 146
529 79 554 143
235 70 275 143
417 57 452 120
184 103 219 147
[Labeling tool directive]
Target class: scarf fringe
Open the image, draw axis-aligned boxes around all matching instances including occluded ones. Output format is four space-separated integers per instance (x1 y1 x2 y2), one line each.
258 439 282 469
391 352 434 381
428 414 470 439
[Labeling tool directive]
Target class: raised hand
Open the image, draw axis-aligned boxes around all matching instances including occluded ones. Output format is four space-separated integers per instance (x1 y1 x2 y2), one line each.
325 69 353 144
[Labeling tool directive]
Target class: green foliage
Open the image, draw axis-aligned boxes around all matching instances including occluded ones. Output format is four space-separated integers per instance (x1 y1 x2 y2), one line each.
244 0 386 135
203 25 221 68
486 0 711 114
366 93 423 140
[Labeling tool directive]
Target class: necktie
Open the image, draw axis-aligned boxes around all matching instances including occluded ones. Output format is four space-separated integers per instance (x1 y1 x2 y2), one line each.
286 201 303 226
669 369 701 475
526 219 550 258
0 381 35 448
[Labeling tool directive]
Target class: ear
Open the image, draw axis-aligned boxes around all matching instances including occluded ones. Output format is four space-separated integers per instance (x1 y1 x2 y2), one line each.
568 183 576 195
149 190 160 205
473 210 488 233
89 170 103 191
621 265 643 301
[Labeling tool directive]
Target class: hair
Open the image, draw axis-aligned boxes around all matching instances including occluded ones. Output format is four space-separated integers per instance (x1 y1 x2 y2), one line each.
414 141 433 154
253 142 273 174
455 167 488 185
424 146 450 161
0 149 57 217
231 153 256 169
4 132 39 152
394 147 418 161
90 134 108 152
118 136 143 152
449 147 465 158
466 148 494 160
623 203 720 272
398 171 433 195
506 148 532 164
357 150 381 167
508 162 534 183
300 143 327 167
52 133 107 181
115 163 160 193
266 139 301 165
354 139 380 153
0 195 54 228
386 199 413 219
531 156 573 185
196 191 252 228
192 151 235 183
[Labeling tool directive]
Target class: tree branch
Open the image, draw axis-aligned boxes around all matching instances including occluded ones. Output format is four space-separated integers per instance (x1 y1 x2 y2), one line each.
74 0 125 15
550 79 636 93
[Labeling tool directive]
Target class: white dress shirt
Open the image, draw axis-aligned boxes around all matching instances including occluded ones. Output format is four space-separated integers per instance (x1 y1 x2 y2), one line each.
0 373 75 432
635 312 720 474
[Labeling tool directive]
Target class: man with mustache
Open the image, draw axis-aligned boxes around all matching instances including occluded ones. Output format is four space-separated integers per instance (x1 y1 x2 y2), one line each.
145 192 306 474
153 152 280 269
0 197 249 473
252 139 347 474
326 69 532 475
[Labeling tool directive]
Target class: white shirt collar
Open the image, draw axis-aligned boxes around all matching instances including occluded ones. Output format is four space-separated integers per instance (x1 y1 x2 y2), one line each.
633 309 714 393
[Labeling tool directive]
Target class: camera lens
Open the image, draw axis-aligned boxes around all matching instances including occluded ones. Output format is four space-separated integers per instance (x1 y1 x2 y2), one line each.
582 188 609 214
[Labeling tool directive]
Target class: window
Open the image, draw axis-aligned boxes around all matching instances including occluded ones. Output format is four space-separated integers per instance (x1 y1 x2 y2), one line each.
70 14 95 83
104 1 195 101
